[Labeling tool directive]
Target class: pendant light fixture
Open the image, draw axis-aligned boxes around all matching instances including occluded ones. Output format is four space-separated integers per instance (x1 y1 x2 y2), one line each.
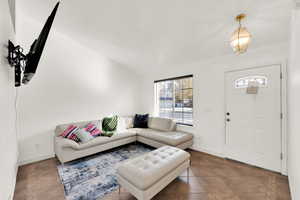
230 14 252 54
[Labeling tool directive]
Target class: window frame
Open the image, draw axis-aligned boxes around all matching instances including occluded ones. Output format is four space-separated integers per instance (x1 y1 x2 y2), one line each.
154 74 193 126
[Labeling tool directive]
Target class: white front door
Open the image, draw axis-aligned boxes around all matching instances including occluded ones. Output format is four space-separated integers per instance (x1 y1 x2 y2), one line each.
225 65 282 172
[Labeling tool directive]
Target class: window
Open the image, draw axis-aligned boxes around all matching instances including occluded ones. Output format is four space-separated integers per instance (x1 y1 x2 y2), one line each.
154 75 193 126
235 76 268 88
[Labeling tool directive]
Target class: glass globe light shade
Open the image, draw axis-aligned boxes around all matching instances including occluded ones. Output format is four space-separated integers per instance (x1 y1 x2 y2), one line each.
230 27 251 54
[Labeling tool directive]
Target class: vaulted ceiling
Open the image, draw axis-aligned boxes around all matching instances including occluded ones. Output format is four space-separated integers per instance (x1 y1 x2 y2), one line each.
18 0 293 69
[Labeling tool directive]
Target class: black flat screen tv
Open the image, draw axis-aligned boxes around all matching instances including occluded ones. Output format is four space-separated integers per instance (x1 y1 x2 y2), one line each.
22 2 60 85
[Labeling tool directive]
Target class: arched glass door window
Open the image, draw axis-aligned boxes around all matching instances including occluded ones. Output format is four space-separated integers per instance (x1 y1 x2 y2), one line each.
235 76 268 88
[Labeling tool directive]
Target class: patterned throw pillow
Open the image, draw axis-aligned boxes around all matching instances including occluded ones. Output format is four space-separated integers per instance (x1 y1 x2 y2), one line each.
67 131 80 143
85 123 102 137
60 125 81 143
102 116 118 132
74 128 94 143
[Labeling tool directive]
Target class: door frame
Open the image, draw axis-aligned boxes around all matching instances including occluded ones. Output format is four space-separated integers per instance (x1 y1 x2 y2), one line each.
224 62 287 175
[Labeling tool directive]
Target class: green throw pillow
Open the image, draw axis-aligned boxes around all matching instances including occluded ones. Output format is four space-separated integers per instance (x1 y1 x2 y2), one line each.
102 116 118 132
101 131 114 137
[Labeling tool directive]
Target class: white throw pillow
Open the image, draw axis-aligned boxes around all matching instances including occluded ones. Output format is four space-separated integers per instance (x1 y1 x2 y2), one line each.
124 116 134 129
94 120 102 131
75 128 94 143
117 117 127 133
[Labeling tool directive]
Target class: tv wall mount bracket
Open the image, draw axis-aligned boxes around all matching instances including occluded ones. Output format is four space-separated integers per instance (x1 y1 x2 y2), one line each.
6 1 60 87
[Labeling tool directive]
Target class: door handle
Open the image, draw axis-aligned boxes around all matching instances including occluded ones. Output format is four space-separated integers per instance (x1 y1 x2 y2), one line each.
226 119 230 122
226 112 230 116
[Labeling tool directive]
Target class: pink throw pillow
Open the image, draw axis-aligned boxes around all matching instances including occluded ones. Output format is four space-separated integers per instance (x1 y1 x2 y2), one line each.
60 125 80 142
85 123 102 137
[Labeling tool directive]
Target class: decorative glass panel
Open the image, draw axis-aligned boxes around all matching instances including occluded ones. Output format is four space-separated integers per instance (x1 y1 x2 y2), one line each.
235 76 267 88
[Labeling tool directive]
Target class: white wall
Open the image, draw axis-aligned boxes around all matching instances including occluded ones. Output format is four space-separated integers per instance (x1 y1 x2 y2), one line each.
140 43 288 159
0 1 18 200
16 15 143 164
287 7 300 200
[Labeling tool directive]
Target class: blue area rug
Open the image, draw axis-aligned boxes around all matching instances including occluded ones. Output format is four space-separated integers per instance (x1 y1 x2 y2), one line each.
57 143 153 200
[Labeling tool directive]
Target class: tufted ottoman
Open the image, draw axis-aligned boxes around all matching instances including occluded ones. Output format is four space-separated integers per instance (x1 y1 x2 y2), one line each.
116 146 190 200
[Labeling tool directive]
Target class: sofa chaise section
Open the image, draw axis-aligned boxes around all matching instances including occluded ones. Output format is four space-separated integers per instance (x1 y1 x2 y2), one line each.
136 129 193 149
134 117 193 149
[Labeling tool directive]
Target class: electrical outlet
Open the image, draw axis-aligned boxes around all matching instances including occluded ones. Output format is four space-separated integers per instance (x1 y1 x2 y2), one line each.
35 143 40 151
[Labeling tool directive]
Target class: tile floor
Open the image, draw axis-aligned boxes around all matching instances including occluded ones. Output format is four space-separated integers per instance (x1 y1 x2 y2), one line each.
13 149 291 200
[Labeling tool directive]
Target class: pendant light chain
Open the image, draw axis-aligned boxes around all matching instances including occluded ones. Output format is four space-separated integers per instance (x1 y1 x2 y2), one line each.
237 18 241 53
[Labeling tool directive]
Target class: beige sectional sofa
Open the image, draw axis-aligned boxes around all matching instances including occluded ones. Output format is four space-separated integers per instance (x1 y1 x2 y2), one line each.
54 117 193 163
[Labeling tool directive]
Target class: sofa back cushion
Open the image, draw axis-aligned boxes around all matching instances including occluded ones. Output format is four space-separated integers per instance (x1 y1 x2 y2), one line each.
148 117 176 131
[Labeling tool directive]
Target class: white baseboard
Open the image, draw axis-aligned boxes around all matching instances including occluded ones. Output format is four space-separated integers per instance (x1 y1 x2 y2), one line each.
288 174 296 200
18 154 55 166
282 168 288 176
189 146 225 158
9 167 18 200
9 151 19 200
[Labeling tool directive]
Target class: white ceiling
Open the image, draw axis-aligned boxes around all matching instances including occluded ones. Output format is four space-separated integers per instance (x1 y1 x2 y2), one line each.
18 0 293 71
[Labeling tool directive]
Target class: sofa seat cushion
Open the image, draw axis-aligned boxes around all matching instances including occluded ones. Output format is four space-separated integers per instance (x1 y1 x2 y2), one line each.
117 146 190 190
138 129 193 146
58 132 136 150
127 128 147 134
